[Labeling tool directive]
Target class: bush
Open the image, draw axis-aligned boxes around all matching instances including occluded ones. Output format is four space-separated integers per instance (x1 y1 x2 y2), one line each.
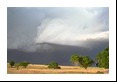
15 63 20 70
97 71 104 74
20 61 29 68
48 61 61 69
9 60 15 68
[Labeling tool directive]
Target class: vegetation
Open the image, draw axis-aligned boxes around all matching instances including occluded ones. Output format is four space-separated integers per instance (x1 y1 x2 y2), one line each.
70 54 93 69
9 60 15 68
79 56 93 69
48 61 60 69
8 47 109 73
97 71 104 74
70 54 80 66
20 61 29 68
15 63 20 70
96 47 109 69
7 64 108 74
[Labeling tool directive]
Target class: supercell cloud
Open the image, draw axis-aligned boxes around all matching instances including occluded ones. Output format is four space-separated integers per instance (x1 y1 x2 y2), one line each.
7 7 109 50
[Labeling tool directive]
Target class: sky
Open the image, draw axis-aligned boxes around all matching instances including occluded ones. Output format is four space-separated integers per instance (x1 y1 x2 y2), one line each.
7 7 109 50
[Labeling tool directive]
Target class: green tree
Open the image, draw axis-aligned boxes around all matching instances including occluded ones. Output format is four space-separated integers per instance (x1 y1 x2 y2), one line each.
9 60 15 68
48 61 60 69
20 61 29 68
79 56 93 69
70 54 80 66
96 47 109 69
15 63 20 70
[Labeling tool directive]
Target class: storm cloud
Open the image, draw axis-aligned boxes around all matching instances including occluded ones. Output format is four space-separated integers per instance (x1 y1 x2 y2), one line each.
7 7 109 51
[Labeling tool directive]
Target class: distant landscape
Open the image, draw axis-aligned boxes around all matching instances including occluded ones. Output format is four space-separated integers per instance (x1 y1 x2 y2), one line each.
7 47 109 74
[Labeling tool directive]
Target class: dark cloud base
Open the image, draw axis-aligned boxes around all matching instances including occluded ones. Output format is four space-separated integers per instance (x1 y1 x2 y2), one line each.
7 40 109 66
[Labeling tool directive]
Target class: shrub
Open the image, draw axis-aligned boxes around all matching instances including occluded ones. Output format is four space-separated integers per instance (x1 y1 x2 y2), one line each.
48 61 61 69
15 63 20 70
9 60 15 68
20 61 29 68
97 71 104 74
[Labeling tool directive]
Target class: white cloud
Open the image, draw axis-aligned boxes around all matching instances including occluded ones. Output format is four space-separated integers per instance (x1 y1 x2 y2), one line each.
35 8 109 46
77 31 109 41
8 7 109 49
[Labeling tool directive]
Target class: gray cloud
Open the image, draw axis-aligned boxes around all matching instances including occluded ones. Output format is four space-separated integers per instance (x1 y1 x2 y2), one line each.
7 7 109 51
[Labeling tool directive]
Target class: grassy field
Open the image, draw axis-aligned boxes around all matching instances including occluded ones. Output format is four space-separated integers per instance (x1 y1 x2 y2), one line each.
7 64 109 74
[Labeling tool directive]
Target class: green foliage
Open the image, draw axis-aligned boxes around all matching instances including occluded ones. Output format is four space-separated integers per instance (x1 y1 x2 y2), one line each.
48 61 60 69
96 47 109 69
15 63 20 70
79 56 93 69
97 71 104 74
20 61 29 68
70 54 80 66
9 60 15 68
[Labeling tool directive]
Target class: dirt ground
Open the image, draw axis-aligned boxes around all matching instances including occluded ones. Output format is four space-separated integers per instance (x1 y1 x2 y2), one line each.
7 64 109 74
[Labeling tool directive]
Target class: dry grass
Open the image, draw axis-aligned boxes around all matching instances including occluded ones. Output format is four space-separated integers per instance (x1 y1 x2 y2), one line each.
7 64 109 74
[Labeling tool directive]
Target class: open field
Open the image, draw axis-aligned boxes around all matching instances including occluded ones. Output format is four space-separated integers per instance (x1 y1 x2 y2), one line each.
7 64 109 74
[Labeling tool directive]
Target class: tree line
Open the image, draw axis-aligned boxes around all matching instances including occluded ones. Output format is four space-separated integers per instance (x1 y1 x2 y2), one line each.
9 61 29 70
8 47 109 70
70 47 109 69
